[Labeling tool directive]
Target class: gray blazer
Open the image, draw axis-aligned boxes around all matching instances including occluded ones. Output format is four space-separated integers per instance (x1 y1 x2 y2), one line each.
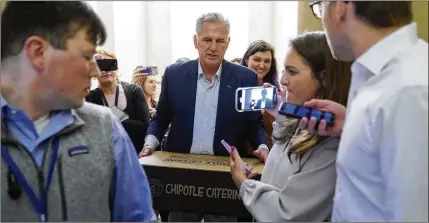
239 115 339 222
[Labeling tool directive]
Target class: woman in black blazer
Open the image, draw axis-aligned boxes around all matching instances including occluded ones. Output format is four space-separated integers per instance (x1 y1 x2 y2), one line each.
86 49 150 154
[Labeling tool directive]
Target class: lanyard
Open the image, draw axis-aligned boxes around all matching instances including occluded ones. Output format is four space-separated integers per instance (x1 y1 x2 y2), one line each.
100 85 119 107
1 138 60 222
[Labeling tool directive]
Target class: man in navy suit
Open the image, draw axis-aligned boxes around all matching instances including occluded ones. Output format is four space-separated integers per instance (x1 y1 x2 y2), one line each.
255 88 273 109
139 12 268 162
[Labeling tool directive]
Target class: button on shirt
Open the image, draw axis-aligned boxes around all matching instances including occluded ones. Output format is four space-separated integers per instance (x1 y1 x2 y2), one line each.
332 23 428 222
189 62 222 155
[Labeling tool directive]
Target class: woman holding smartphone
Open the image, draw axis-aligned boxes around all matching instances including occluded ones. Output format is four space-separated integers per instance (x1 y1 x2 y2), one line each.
240 40 279 153
86 49 150 154
229 32 352 222
131 66 158 120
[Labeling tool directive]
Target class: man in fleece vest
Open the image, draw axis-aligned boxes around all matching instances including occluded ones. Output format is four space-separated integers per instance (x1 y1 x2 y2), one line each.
0 2 156 222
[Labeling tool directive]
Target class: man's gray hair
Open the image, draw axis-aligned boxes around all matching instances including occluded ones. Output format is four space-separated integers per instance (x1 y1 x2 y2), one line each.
196 12 230 35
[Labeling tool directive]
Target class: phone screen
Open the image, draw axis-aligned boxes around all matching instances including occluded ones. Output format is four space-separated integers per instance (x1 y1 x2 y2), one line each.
236 87 277 112
296 106 310 117
323 112 334 124
137 66 158 75
278 102 335 126
96 59 118 72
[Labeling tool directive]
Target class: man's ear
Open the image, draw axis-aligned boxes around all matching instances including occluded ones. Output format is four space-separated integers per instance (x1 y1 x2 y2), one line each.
225 36 231 50
193 35 198 49
332 1 350 24
23 36 50 73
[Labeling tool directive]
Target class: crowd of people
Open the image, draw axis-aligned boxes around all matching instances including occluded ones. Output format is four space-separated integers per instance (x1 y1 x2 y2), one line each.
1 1 427 222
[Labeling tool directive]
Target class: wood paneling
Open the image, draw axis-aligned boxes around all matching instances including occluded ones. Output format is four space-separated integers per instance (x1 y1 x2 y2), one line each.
297 0 428 41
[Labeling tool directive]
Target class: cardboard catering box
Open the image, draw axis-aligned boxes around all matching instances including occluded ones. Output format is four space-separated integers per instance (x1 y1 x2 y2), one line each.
139 151 265 218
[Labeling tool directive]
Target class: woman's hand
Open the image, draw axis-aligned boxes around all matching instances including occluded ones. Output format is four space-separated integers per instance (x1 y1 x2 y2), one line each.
229 146 258 187
253 148 269 163
263 83 287 117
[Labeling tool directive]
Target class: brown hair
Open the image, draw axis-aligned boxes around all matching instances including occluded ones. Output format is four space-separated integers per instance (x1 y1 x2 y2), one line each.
288 31 352 154
240 40 279 87
352 1 413 28
132 66 157 108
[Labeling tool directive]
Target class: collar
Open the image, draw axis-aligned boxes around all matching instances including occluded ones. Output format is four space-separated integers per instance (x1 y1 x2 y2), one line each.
353 22 419 76
1 94 83 126
198 60 222 80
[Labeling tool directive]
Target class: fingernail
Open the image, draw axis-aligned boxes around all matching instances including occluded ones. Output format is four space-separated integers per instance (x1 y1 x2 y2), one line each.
232 146 236 151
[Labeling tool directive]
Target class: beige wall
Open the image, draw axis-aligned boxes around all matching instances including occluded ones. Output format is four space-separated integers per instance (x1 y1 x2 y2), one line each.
1 0 7 13
297 0 428 41
412 1 428 41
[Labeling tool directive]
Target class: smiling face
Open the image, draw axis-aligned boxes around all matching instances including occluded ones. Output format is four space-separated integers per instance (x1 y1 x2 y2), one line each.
194 21 230 70
245 51 272 81
280 47 320 105
95 52 118 85
143 75 157 97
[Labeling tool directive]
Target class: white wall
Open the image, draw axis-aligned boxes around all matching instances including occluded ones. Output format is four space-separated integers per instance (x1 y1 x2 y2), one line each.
87 1 298 95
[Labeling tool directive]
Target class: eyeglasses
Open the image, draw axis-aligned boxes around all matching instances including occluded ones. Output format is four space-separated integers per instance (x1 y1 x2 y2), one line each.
310 0 323 19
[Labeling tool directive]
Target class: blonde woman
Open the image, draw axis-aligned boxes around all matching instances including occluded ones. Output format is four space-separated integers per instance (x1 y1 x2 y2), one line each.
86 49 150 153
132 66 158 120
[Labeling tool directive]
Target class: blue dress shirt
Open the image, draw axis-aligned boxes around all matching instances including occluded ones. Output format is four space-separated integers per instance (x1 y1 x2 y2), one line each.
1 96 156 222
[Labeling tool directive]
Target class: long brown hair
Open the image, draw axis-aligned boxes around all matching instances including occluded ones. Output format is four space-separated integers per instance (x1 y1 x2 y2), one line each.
288 31 352 154
240 40 279 87
131 66 157 108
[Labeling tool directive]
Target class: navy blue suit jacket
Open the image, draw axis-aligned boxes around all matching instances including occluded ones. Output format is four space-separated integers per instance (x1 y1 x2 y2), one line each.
147 59 268 157
256 98 274 109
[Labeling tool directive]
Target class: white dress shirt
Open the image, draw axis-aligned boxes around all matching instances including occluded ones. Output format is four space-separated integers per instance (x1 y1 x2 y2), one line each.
261 98 266 109
332 22 428 222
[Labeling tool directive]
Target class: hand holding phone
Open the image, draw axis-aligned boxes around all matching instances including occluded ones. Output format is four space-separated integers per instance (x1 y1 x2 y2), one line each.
135 66 158 75
298 99 345 137
235 86 277 112
278 102 335 127
221 140 252 174
262 83 288 117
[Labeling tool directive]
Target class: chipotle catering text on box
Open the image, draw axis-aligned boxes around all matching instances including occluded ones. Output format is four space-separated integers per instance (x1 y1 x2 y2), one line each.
139 151 264 218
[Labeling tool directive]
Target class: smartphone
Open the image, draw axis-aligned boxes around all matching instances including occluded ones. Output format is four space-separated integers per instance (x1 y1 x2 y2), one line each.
278 102 335 127
235 86 277 112
221 140 252 174
96 59 118 72
137 66 158 75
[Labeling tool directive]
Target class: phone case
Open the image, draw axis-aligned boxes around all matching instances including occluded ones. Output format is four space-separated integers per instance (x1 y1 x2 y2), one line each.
235 86 277 112
221 140 252 174
277 103 335 126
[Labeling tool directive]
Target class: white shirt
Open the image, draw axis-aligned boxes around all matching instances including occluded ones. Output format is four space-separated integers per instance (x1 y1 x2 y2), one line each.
103 83 127 110
261 99 266 109
332 23 428 222
33 115 50 134
189 61 222 155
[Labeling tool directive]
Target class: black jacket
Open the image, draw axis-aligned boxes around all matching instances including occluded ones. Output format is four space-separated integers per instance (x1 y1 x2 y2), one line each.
86 81 150 153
